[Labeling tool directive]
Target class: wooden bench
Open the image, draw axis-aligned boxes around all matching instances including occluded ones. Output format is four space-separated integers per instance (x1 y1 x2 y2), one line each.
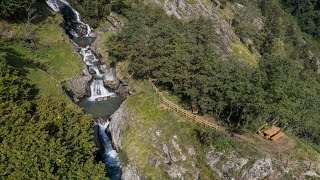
263 125 281 138
271 132 285 141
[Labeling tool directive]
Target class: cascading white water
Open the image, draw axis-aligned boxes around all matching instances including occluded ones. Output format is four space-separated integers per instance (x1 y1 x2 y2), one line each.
80 46 104 77
46 0 92 36
89 80 115 101
96 122 120 167
46 1 122 179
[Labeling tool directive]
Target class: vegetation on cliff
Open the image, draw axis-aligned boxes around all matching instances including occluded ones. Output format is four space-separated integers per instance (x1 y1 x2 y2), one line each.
107 2 320 145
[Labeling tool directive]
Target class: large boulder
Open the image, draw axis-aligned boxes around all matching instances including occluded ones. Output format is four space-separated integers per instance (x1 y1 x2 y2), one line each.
62 67 92 102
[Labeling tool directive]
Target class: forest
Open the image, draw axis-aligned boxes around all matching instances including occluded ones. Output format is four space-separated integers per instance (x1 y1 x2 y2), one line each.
1 0 320 178
0 37 107 178
107 2 320 145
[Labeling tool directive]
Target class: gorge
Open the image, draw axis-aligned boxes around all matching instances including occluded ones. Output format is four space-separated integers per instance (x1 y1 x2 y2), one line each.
46 0 123 179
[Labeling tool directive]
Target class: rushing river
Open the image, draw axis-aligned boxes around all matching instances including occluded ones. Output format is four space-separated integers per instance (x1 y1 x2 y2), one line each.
46 0 122 179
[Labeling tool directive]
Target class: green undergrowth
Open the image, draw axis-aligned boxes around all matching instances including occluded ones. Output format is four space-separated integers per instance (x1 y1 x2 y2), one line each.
230 42 258 67
97 27 115 64
123 80 220 178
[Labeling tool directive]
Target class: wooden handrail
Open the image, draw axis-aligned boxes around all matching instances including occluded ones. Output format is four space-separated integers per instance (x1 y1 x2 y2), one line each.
149 79 219 130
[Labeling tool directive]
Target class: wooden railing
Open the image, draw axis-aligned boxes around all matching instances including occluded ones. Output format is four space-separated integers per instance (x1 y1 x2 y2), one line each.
149 79 219 130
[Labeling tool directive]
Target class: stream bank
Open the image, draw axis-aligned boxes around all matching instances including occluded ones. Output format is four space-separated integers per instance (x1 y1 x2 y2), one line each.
46 0 129 179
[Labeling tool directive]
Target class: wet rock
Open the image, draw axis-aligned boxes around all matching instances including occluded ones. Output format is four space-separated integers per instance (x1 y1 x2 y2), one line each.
122 164 141 180
88 32 97 37
103 66 117 81
242 157 273 180
89 69 96 74
104 80 120 90
109 101 128 151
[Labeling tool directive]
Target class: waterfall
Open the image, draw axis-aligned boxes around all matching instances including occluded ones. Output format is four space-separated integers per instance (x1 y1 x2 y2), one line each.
80 47 104 77
46 0 92 36
89 80 116 101
95 121 121 179
46 1 121 179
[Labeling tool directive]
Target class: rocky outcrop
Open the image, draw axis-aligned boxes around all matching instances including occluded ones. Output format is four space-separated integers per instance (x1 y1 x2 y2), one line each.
109 101 128 151
149 0 232 56
62 66 92 102
206 151 224 177
144 128 199 179
242 157 273 180
121 164 142 180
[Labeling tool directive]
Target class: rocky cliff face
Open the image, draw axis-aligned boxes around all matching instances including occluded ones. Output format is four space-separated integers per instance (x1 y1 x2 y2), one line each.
148 0 233 56
109 101 129 152
108 101 145 179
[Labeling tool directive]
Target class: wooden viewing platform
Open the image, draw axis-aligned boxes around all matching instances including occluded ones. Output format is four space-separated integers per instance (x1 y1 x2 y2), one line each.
149 79 219 130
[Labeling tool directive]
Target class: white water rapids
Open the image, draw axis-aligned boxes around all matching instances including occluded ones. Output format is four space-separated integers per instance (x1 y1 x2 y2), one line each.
95 122 120 167
46 0 91 36
46 0 121 179
90 80 116 101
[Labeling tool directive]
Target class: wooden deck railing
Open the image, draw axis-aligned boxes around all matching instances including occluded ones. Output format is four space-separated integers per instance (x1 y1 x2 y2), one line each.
149 79 219 130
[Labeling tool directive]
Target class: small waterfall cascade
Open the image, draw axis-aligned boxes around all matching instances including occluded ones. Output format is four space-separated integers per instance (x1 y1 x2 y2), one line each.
95 121 121 179
80 46 104 78
46 0 121 179
89 80 116 101
46 0 91 37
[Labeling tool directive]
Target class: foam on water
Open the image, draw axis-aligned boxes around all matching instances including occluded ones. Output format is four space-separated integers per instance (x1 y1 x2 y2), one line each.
89 80 116 101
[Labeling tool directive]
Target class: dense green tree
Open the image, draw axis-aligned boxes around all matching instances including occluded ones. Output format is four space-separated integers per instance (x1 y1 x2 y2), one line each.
108 5 320 145
0 0 37 21
281 0 320 39
0 40 107 179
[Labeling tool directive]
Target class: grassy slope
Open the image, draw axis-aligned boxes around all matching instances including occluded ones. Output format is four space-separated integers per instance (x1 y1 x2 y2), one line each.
0 13 83 99
121 80 320 179
122 80 216 179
